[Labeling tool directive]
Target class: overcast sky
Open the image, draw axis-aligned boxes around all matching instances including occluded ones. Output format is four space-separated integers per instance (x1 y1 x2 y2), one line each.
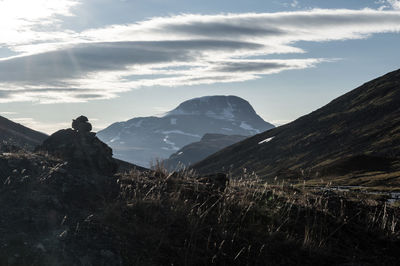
1 0 400 133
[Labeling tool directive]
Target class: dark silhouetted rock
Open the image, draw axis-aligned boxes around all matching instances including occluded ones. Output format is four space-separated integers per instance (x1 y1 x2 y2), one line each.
35 116 117 175
72 115 92 133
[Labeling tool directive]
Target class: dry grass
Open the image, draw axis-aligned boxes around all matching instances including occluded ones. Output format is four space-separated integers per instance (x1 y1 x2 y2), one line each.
97 168 400 265
303 170 400 191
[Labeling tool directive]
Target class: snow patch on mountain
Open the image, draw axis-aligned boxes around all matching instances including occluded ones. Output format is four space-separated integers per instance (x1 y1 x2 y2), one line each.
258 137 274 144
165 96 241 121
160 130 201 138
163 135 179 151
110 135 120 143
204 108 235 120
240 121 260 134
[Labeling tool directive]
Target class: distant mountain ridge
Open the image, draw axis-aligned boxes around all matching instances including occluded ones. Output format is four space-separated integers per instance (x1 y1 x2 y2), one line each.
0 116 47 150
97 95 274 167
163 133 247 171
193 69 400 178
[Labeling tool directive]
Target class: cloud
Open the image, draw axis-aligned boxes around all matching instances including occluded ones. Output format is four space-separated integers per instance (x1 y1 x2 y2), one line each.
0 111 17 115
10 116 109 134
11 117 70 134
0 0 79 50
377 0 400 10
271 119 293 126
1 8 400 103
388 0 400 9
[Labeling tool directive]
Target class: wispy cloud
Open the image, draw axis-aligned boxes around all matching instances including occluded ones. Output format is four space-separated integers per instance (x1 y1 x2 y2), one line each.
271 119 293 126
388 0 400 9
11 116 108 134
11 117 69 134
0 0 78 52
1 7 400 103
377 0 400 10
284 0 299 8
0 111 18 115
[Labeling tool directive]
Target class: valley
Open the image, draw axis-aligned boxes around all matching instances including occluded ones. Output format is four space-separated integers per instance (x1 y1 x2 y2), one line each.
1 69 400 265
2 1 400 264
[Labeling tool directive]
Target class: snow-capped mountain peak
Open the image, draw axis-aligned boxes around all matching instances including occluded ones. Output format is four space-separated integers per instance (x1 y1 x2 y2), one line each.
97 95 274 167
165 95 256 121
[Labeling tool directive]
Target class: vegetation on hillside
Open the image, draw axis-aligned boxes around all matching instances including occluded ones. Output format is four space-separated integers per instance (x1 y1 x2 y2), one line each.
99 168 400 265
1 153 400 265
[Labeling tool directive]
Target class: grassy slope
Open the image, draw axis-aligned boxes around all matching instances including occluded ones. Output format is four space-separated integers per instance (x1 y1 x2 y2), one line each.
100 169 400 265
1 152 400 265
193 69 400 180
0 116 48 149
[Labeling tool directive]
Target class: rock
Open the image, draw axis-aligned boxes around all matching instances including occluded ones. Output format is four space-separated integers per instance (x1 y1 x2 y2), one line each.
0 151 120 265
72 115 92 133
35 116 117 175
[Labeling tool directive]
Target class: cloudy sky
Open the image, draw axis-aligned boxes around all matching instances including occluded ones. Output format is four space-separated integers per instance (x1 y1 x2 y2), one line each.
1 0 400 133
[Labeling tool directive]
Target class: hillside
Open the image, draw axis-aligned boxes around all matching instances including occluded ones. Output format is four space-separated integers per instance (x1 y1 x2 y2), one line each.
97 95 274 167
193 69 400 179
1 116 400 265
1 151 400 265
163 133 246 171
0 116 47 150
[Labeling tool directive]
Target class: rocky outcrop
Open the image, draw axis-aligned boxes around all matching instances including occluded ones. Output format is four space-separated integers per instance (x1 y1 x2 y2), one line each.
35 116 117 176
0 117 124 265
72 115 92 133
0 151 121 266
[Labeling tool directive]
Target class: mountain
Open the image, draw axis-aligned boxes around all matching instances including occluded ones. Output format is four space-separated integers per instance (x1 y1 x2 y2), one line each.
0 115 48 150
193 69 400 178
97 95 274 167
2 120 399 265
163 133 247 170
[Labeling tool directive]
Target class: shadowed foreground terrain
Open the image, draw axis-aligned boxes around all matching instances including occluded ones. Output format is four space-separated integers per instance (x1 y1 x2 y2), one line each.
1 150 399 265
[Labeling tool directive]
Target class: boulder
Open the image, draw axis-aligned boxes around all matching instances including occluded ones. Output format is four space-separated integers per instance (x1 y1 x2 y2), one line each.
72 115 92 133
35 116 117 175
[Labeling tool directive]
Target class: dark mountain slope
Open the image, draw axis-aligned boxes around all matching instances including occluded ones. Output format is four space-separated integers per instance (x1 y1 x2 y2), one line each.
163 133 246 171
1 116 400 265
97 95 274 167
0 116 47 150
193 69 400 178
